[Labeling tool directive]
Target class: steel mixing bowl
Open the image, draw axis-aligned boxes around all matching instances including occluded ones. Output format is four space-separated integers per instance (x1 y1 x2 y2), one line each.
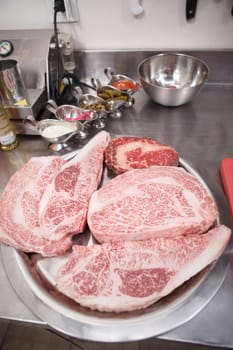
137 53 209 107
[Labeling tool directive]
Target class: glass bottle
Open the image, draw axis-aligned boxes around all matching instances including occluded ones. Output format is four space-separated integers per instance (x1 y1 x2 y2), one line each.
0 99 19 151
61 44 76 73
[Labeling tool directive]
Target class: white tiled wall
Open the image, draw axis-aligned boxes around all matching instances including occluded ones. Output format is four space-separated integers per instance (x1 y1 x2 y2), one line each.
0 0 233 50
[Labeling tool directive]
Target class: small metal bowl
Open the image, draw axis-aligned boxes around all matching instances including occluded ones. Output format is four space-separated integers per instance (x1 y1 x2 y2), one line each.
46 100 95 122
137 53 209 107
55 105 93 122
104 67 140 95
36 119 81 144
73 88 110 128
90 75 135 114
77 93 110 115
46 99 97 139
24 116 83 151
109 74 140 95
97 85 134 110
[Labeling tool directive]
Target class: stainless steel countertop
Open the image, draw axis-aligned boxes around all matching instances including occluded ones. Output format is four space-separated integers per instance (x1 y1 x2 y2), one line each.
1 50 233 347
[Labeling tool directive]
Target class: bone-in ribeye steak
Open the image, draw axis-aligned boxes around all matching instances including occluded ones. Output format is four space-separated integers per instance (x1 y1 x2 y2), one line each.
88 166 218 243
104 136 179 174
38 131 110 243
0 131 110 256
55 224 231 312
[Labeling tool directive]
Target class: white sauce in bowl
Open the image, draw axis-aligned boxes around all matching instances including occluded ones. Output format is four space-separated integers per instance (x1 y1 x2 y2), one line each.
42 125 74 138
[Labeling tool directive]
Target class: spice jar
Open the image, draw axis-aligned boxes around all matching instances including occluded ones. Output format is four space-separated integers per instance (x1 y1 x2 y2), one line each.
0 99 19 151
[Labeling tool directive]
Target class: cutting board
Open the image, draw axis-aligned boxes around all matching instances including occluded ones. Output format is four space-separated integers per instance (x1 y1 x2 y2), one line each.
220 158 233 218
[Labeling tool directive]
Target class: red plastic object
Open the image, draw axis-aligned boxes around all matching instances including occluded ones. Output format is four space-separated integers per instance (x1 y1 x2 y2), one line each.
220 158 233 218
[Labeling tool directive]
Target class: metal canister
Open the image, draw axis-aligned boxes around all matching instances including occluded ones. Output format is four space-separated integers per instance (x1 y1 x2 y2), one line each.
0 59 29 107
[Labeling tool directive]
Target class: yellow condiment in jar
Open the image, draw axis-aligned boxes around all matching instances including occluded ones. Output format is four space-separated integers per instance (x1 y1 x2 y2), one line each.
0 100 19 151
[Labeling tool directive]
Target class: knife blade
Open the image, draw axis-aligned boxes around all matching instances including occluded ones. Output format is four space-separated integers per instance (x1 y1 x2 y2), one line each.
186 0 198 20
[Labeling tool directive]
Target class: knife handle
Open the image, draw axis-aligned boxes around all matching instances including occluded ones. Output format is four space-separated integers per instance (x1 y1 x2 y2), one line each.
186 0 197 20
220 158 233 218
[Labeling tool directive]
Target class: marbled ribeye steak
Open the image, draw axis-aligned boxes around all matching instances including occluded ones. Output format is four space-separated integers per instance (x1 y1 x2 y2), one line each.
104 136 179 174
55 225 231 312
38 131 110 243
0 156 70 256
88 166 218 243
0 131 110 256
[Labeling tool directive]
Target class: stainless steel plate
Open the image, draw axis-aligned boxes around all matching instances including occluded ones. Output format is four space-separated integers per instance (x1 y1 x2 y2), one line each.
0 158 230 342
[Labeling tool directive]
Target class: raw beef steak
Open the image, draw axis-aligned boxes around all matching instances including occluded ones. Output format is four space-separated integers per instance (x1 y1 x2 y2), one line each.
88 166 218 243
104 136 179 174
0 156 71 256
55 225 231 312
0 131 110 256
39 130 110 242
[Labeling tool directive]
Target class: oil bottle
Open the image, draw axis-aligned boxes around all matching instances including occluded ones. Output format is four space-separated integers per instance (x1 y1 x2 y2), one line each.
0 99 19 151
